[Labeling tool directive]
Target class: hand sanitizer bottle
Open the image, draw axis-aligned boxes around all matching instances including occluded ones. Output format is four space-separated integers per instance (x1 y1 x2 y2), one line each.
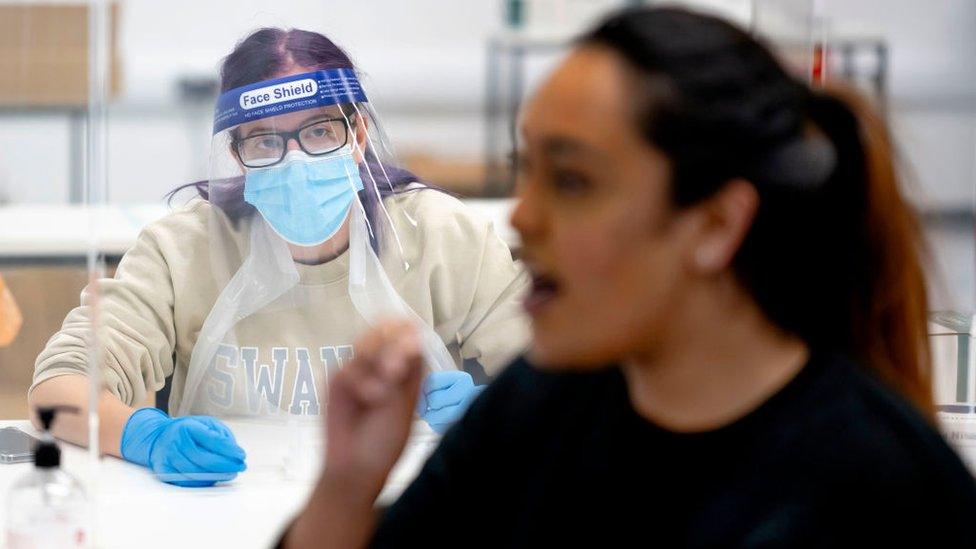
4 406 88 548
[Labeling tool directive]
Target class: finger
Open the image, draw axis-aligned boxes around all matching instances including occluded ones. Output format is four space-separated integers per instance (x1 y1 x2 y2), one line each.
424 387 465 411
376 327 424 415
363 378 392 404
186 416 240 445
350 321 415 404
186 414 226 430
355 322 385 364
182 420 246 462
156 442 238 481
329 364 376 417
422 370 468 394
165 479 218 488
360 318 410 365
423 372 474 407
325 368 358 437
374 318 413 341
340 355 383 405
159 449 239 485
348 324 386 377
423 404 463 428
343 327 389 404
379 324 421 384
179 428 247 473
154 467 219 488
182 446 247 475
401 348 426 416
189 416 234 439
178 423 246 472
430 385 485 421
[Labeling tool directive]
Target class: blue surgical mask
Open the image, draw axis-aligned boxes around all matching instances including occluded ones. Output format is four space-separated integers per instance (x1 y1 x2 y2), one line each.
243 146 365 247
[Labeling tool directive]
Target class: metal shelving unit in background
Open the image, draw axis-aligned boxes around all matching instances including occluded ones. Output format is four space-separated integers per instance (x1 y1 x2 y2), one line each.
484 31 567 197
771 36 889 113
833 38 888 114
483 0 890 197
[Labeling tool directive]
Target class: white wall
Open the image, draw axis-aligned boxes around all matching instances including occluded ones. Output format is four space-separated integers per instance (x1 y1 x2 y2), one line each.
819 0 976 310
825 0 976 210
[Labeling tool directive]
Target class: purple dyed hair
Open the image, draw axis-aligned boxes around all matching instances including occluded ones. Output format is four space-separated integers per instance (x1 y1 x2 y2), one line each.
168 28 431 244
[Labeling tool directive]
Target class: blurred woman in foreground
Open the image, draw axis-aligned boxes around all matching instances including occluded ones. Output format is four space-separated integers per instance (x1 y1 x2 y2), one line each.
285 7 976 547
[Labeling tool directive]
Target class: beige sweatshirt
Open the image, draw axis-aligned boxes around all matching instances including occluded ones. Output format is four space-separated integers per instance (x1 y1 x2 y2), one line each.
33 189 529 416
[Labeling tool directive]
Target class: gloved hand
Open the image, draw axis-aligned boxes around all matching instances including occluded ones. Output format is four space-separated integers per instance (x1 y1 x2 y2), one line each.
120 408 247 487
416 371 485 434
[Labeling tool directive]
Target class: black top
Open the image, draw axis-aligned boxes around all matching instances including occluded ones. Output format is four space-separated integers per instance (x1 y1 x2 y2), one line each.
372 352 976 547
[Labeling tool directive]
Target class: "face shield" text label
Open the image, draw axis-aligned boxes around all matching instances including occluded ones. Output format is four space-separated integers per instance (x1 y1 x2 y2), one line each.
240 79 318 110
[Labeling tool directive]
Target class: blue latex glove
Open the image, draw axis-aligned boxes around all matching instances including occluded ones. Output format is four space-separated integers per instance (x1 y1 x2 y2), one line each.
120 408 247 487
417 370 485 434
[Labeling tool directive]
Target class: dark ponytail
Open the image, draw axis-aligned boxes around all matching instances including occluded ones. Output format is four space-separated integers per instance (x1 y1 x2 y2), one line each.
811 88 932 413
583 7 933 414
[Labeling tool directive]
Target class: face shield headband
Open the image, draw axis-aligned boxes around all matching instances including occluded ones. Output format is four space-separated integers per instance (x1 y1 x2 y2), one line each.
213 68 367 135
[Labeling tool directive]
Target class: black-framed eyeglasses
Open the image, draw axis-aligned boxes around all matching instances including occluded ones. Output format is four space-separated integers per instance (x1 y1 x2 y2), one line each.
233 116 353 168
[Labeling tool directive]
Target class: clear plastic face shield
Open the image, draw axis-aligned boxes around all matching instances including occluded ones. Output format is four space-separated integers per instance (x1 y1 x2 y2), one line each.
175 69 454 479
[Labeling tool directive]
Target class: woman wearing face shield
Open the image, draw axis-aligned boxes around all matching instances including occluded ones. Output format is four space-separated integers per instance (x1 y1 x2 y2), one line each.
28 29 529 487
282 7 976 547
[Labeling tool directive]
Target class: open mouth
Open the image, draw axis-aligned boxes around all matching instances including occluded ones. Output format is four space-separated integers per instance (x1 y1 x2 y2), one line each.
524 271 561 315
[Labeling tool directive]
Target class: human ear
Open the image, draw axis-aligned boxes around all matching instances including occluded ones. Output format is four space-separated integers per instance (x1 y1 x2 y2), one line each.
351 112 369 163
688 179 759 273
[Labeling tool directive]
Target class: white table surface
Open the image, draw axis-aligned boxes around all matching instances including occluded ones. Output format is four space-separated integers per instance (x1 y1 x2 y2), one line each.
0 198 519 258
0 419 439 549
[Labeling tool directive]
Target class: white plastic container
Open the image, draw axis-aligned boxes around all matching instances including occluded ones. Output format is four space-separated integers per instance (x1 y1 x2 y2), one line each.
4 407 88 549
